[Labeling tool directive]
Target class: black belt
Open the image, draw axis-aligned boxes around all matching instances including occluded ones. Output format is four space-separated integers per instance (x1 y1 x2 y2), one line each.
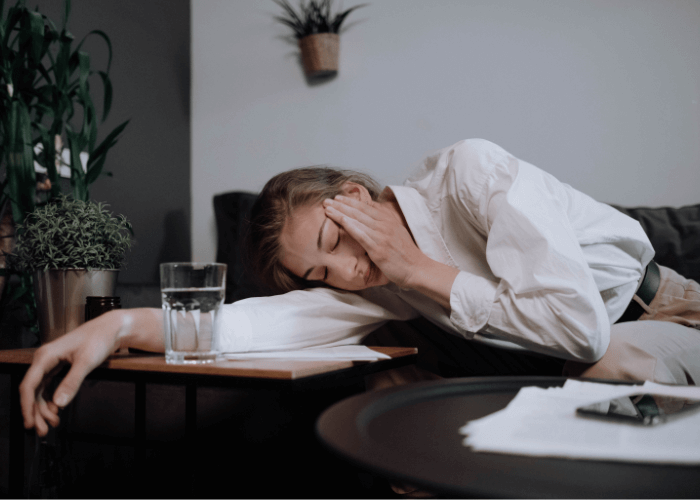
616 260 660 323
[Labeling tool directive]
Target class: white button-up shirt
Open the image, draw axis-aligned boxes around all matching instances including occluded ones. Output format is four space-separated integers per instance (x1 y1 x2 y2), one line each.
219 139 654 362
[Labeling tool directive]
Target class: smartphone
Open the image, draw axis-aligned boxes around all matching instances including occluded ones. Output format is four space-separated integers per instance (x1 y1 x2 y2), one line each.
576 393 700 426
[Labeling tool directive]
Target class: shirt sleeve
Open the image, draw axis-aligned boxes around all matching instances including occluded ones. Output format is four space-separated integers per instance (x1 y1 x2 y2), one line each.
446 140 610 362
217 285 419 353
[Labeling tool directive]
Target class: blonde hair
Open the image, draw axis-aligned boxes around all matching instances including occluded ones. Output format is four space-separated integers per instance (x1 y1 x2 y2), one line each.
246 166 381 293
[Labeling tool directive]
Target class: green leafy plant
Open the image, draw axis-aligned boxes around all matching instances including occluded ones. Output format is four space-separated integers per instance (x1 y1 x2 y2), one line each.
273 0 366 39
11 194 132 271
0 0 129 223
0 0 128 340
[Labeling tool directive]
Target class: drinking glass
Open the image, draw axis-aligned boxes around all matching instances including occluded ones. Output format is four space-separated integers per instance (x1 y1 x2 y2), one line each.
160 262 227 364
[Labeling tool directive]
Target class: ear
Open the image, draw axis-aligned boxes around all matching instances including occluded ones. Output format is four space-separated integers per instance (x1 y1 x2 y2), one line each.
338 181 372 203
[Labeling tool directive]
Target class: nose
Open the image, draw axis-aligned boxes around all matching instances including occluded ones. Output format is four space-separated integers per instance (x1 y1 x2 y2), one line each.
335 252 359 282
330 235 365 283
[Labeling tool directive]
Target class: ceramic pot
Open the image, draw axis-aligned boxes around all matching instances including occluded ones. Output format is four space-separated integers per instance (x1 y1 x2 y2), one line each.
298 33 339 78
33 268 119 344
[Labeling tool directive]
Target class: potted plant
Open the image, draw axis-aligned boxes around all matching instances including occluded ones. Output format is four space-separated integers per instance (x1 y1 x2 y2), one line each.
10 194 132 344
0 0 128 340
273 0 366 78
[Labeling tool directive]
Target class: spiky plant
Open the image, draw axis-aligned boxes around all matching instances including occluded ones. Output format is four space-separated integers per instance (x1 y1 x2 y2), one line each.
11 194 132 271
273 0 366 39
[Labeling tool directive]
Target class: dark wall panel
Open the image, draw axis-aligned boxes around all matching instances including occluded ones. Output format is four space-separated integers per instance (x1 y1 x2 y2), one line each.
32 0 191 284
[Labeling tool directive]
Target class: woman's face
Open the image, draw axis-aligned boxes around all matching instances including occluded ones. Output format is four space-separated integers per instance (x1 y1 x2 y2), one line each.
279 200 389 291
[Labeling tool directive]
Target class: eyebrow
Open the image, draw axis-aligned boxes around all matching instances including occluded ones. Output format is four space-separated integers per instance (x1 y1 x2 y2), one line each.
302 218 328 280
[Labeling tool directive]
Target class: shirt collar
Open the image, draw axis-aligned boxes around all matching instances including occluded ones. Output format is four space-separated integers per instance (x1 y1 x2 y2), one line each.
387 185 458 268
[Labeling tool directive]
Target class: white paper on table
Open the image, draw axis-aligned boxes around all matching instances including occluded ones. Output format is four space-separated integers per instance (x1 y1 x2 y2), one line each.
223 345 391 361
459 380 700 464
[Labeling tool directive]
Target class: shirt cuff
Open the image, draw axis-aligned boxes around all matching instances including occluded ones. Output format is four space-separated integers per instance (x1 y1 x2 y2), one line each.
217 304 253 353
449 272 498 333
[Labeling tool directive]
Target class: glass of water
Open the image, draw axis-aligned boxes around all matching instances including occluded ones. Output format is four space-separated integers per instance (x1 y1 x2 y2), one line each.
160 262 227 364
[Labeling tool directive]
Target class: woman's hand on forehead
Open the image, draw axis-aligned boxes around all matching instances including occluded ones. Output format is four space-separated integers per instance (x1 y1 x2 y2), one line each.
323 195 425 289
323 194 460 310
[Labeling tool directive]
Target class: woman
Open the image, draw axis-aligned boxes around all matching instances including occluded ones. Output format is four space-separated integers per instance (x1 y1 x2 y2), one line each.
20 139 700 436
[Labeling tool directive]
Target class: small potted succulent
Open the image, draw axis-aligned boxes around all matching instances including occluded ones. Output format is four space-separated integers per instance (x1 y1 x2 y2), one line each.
273 0 366 78
10 195 132 344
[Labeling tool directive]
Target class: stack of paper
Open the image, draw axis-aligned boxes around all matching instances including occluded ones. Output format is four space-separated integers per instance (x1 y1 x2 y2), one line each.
459 380 700 464
223 345 391 361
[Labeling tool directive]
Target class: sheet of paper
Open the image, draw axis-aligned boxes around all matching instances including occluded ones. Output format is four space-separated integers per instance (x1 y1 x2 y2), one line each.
223 345 390 361
459 380 700 464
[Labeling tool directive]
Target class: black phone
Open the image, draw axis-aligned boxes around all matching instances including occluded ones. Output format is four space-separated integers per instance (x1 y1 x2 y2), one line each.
576 393 700 426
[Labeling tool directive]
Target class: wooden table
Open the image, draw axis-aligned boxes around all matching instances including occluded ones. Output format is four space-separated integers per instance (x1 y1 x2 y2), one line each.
1 346 417 498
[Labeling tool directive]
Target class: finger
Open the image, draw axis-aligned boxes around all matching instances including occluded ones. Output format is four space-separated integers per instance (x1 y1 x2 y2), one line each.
36 397 61 428
332 195 379 217
50 359 95 408
334 194 377 210
33 406 49 437
325 196 380 226
19 351 61 428
325 205 376 250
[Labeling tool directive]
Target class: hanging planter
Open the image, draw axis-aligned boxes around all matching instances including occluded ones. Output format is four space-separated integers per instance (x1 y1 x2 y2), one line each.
299 33 339 78
273 0 366 79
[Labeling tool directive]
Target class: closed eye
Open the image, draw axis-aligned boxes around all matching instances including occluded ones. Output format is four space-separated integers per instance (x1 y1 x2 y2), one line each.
332 223 341 251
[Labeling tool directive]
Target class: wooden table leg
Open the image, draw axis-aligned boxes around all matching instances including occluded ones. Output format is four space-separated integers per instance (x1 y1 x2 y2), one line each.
185 383 197 495
9 371 25 498
134 380 146 489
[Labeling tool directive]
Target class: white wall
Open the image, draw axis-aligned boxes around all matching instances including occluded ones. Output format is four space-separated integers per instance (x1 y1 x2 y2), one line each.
192 0 700 262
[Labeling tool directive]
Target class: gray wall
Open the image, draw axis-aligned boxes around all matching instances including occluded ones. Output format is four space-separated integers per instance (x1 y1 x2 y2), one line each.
32 0 191 285
192 0 700 263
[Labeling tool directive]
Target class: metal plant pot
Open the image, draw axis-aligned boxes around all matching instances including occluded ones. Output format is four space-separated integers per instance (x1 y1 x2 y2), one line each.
33 269 119 344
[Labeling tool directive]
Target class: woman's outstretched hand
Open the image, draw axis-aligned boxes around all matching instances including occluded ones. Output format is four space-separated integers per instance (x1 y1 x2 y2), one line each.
323 194 426 289
20 308 163 436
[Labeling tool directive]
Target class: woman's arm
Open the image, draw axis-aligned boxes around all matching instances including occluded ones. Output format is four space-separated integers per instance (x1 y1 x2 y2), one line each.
20 308 163 436
443 140 611 361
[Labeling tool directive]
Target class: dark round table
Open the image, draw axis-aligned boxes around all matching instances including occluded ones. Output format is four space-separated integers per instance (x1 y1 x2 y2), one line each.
315 376 700 498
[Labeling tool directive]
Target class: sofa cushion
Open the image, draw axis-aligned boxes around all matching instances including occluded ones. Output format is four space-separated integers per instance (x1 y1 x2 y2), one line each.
213 191 275 303
611 203 700 283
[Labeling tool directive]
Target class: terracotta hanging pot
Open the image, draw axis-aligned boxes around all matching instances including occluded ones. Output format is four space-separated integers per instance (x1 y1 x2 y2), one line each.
298 33 339 78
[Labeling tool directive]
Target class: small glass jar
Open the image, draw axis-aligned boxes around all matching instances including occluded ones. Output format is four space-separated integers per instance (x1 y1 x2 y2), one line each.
85 296 121 322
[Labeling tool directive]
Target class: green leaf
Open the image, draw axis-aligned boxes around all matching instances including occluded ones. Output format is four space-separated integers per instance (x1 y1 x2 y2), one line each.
75 30 113 74
62 0 71 30
332 3 367 32
6 99 36 225
9 281 30 302
27 10 43 62
54 30 72 88
84 150 106 185
86 98 98 153
3 6 23 48
87 118 128 162
96 70 113 121
77 50 89 96
65 129 87 200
